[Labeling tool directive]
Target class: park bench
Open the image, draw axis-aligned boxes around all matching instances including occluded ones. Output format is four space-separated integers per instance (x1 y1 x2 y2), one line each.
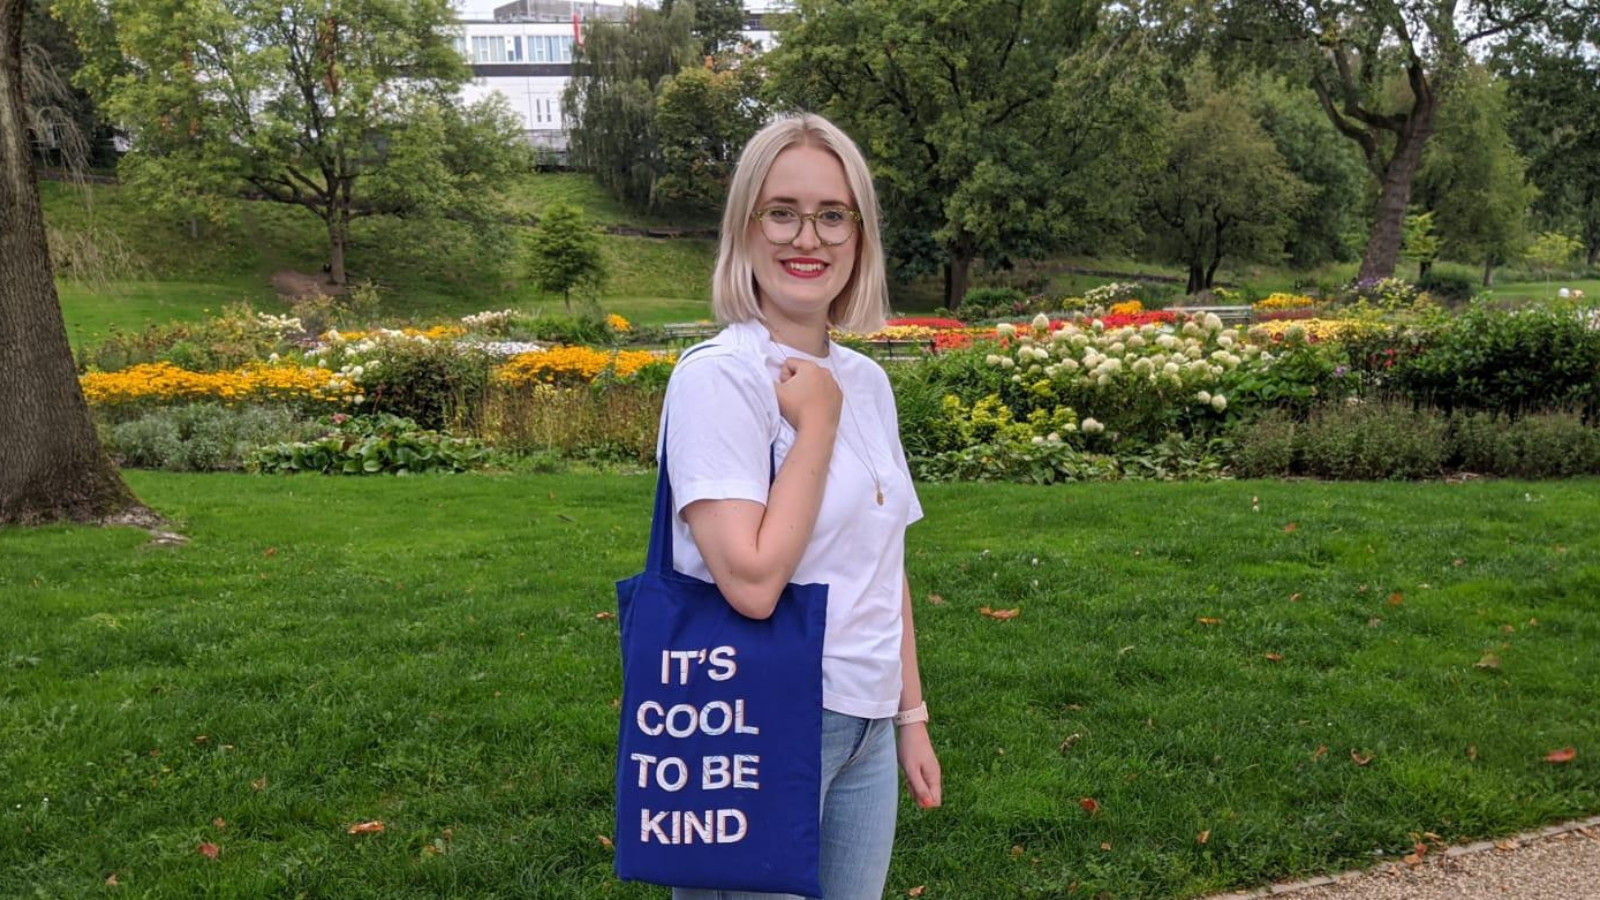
857 338 936 362
662 323 721 346
1167 304 1254 326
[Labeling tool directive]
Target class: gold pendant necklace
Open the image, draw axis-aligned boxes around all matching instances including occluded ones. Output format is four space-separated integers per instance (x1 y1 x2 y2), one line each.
766 329 884 506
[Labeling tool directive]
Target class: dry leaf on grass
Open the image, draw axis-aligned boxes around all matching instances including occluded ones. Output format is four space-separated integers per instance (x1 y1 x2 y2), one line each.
926 593 946 605
348 821 386 835
106 874 119 886
197 842 219 859
1350 750 1374 766
908 887 927 898
597 835 613 850
1387 592 1405 606
1079 797 1100 815
251 777 267 791
594 612 615 621
1312 744 1328 761
1197 830 1211 845
979 606 1020 620
1283 522 1298 533
1544 746 1577 764
1197 617 1222 626
1475 653 1502 670
212 817 226 830
1264 652 1284 662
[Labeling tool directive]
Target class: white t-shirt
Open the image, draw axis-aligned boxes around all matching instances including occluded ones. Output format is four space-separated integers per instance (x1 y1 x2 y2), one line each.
659 319 923 719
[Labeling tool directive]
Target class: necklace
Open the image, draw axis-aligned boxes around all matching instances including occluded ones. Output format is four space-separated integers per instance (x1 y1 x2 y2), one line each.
765 328 886 506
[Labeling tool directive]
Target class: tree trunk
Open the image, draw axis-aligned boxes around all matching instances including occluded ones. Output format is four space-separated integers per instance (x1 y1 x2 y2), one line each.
1419 259 1433 281
1359 103 1436 283
1482 256 1495 288
1587 240 1598 268
327 206 348 286
0 0 142 526
944 251 972 312
1186 261 1204 296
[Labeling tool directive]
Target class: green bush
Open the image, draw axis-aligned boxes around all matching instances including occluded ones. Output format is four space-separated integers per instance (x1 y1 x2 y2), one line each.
1391 302 1600 421
1416 270 1477 304
1451 411 1600 477
957 286 1029 319
253 414 494 475
510 312 614 345
105 404 320 471
358 340 494 432
77 303 289 373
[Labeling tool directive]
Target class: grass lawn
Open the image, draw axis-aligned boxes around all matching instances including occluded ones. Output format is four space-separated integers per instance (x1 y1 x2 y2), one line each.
3 473 1597 898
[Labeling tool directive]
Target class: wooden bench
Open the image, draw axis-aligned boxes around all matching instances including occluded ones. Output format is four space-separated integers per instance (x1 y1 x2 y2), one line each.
1167 305 1254 326
857 338 936 362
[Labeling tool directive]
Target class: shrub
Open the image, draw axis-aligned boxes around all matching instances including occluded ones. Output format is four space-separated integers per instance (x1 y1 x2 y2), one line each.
1390 302 1600 421
253 414 494 475
479 383 663 464
105 404 320 471
958 286 1029 319
1450 412 1600 477
1416 270 1477 304
77 303 294 373
346 339 495 432
1237 402 1449 480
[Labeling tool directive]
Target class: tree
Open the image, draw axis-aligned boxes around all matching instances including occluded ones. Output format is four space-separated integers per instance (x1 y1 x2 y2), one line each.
1159 0 1585 281
1251 74 1368 267
1496 23 1600 266
770 0 1150 308
1145 86 1308 294
59 0 529 286
1400 209 1441 280
1414 66 1536 287
662 0 748 58
1 0 142 525
22 0 111 169
1524 230 1582 283
562 1 697 211
653 56 768 216
527 202 606 312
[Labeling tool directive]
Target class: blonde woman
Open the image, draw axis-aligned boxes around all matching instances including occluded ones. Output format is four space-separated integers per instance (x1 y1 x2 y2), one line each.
659 113 941 899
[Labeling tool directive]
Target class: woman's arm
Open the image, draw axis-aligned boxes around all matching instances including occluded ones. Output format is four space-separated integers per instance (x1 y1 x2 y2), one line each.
682 358 839 620
897 569 942 807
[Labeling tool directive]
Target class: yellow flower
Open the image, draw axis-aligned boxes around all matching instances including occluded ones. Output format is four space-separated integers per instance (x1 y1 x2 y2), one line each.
606 313 632 333
1109 300 1144 316
493 346 673 387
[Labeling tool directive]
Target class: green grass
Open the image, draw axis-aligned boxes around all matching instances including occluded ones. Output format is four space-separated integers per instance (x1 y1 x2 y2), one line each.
3 474 1597 898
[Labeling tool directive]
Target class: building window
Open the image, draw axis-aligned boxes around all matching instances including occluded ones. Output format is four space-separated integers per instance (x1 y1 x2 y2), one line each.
471 36 508 63
451 35 467 58
559 36 573 62
533 34 547 62
510 36 522 62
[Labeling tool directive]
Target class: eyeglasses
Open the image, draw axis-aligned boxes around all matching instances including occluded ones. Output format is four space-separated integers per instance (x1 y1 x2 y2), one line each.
751 206 861 246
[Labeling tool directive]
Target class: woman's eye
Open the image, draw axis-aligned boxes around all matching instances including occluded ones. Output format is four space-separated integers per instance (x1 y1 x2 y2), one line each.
766 208 798 222
818 210 848 226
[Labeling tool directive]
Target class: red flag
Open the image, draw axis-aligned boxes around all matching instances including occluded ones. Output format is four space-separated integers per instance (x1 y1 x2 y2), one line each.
572 10 582 48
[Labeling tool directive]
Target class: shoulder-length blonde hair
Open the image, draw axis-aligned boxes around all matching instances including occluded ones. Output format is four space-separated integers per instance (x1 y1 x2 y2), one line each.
711 113 889 335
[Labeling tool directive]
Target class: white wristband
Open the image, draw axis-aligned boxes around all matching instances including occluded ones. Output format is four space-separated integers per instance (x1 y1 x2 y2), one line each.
893 702 929 727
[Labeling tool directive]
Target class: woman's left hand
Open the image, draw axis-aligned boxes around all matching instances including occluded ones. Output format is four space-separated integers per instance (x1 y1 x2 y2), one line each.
897 723 942 808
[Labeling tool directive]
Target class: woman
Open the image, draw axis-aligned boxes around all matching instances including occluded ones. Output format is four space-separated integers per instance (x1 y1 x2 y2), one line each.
660 113 942 900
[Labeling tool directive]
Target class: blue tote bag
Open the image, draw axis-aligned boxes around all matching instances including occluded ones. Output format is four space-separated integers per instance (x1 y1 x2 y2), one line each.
614 414 830 895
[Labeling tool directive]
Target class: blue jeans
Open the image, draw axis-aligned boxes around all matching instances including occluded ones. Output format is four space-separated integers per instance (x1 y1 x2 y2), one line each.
672 709 899 900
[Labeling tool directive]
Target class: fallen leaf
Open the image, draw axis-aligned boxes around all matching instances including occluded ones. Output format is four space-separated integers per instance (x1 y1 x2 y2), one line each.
1495 838 1520 851
1283 522 1298 533
1350 749 1374 766
979 606 1020 620
1368 617 1384 628
597 835 613 850
1010 844 1025 858
106 874 119 886
1544 747 1577 764
1423 832 1445 846
263 547 278 558
1197 617 1222 626
609 697 621 708
348 821 386 835
1468 745 1478 761
251 777 267 791
1454 558 1465 567
194 735 209 745
1403 850 1425 866
1059 733 1082 754
1099 842 1112 851
908 887 926 898
1197 830 1211 845
1359 583 1370 593
594 611 615 621
1312 744 1328 761
1387 592 1405 606
1475 653 1502 670
1289 593 1302 603
1528 618 1539 627
1265 652 1284 662
1501 624 1516 634
212 817 226 830
1079 797 1100 815
197 842 219 859
926 593 946 605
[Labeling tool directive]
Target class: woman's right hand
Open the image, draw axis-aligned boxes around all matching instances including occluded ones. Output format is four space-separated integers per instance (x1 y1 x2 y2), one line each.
775 358 842 433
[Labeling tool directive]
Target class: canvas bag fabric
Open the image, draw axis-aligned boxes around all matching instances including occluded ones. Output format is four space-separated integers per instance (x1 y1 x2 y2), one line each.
614 406 829 895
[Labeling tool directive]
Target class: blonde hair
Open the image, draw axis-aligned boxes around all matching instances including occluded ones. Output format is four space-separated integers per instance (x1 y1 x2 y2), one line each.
711 113 889 334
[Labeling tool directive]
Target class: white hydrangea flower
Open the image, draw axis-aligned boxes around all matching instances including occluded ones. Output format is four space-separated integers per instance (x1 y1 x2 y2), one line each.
1182 321 1201 337
1096 373 1112 386
1163 361 1180 375
1109 342 1125 355
1132 358 1153 375
1197 390 1212 404
997 323 1016 337
1032 313 1051 330
1127 334 1147 349
1082 417 1105 434
1157 334 1178 350
1032 435 1046 445
1204 313 1223 331
999 357 1016 370
1211 394 1228 412
1218 333 1235 348
1061 358 1081 371
986 354 1003 366
1047 432 1061 443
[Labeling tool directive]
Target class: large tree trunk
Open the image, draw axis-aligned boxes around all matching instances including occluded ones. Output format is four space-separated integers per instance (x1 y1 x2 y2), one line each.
1587 240 1598 268
1186 260 1204 296
327 210 348 286
944 250 971 312
0 0 142 526
1482 256 1495 288
1358 103 1435 283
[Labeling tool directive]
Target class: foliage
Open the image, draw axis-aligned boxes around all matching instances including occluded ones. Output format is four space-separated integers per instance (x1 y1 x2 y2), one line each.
495 347 673 388
323 336 495 433
1145 81 1310 293
769 0 1164 306
652 61 769 215
58 0 529 284
1415 66 1538 286
1389 302 1600 421
80 361 356 416
562 2 698 211
252 413 493 475
662 0 749 58
1251 75 1369 267
104 403 319 471
1524 231 1584 281
1400 210 1441 275
526 202 607 312
480 382 664 464
957 287 1029 319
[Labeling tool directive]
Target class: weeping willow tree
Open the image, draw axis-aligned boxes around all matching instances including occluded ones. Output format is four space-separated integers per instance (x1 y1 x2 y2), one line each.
561 0 696 211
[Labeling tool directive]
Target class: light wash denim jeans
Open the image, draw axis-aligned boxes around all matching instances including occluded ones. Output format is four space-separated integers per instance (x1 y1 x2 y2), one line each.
671 709 899 900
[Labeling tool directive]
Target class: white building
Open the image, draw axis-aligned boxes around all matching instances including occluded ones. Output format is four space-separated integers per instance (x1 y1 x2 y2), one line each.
455 0 786 160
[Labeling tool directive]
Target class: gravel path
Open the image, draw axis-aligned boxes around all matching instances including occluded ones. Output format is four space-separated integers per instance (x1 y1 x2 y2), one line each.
1207 816 1600 900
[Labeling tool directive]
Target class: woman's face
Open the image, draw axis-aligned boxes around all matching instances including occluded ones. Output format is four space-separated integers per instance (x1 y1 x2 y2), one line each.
746 144 859 326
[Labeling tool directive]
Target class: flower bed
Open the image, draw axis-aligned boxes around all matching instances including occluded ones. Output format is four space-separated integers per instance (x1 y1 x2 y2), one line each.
80 362 359 411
